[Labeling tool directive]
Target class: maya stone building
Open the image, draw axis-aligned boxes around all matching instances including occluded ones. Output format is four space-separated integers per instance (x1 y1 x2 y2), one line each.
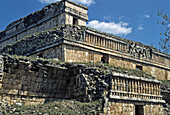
0 0 169 114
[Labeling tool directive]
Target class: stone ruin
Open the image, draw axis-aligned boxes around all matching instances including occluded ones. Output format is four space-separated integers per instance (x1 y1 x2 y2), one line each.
0 0 169 114
0 54 166 114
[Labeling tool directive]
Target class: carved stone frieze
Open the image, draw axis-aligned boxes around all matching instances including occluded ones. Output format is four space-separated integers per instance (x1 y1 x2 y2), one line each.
128 42 152 59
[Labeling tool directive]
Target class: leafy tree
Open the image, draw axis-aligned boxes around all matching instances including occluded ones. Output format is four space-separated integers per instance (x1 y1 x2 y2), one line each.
157 10 170 54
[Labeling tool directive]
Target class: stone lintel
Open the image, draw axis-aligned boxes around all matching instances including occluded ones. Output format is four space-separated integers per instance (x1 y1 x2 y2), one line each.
111 72 160 83
109 95 166 103
111 90 162 97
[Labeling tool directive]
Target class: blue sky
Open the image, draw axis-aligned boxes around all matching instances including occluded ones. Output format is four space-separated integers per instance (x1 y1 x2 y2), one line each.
0 0 169 50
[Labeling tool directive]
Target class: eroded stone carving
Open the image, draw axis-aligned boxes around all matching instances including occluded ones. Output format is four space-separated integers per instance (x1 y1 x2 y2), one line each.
128 42 152 59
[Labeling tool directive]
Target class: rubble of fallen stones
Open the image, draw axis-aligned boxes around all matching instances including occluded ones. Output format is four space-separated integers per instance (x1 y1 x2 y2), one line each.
0 54 168 114
0 100 101 115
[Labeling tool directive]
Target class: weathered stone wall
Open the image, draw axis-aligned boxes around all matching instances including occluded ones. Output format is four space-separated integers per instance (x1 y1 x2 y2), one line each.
0 25 169 80
0 0 88 49
0 54 166 114
0 55 74 105
85 28 170 68
109 55 170 80
63 44 170 80
109 101 164 115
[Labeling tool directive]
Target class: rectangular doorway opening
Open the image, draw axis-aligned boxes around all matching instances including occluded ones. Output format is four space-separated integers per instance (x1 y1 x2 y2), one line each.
101 54 109 64
73 17 78 25
136 65 143 71
135 105 144 115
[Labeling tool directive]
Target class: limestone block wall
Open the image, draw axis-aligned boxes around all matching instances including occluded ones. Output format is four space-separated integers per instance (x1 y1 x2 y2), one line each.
0 55 74 105
0 25 169 80
0 1 64 47
63 44 170 80
109 101 164 115
0 54 166 114
65 45 103 63
0 0 88 49
109 55 170 80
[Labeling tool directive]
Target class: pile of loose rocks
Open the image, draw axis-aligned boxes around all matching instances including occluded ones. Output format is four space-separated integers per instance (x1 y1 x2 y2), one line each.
0 100 102 115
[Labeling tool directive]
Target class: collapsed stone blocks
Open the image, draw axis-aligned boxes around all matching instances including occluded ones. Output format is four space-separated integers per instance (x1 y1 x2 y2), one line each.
0 54 166 114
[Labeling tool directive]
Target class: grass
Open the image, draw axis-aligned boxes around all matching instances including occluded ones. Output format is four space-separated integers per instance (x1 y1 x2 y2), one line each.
0 100 101 115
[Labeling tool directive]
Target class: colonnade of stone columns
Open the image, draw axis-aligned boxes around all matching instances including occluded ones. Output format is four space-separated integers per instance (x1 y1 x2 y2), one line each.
85 33 127 52
111 77 161 100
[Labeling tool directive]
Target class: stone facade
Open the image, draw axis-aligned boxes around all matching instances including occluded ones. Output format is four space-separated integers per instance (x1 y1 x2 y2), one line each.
0 54 166 114
0 1 169 114
109 101 164 115
0 25 169 80
0 0 88 48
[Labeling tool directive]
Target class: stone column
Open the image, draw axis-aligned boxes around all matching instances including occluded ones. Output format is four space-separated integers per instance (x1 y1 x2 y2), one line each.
113 77 117 91
116 42 117 50
123 78 125 91
88 34 90 42
148 82 150 94
158 84 161 95
111 41 113 49
143 82 146 94
112 77 115 90
140 81 142 93
85 33 88 42
118 43 120 51
102 38 104 46
126 79 128 92
120 43 122 51
95 36 97 44
123 44 125 52
129 79 131 92
154 84 156 95
131 80 134 93
151 83 153 94
120 78 122 91
137 80 140 93
92 35 95 44
134 80 137 93
117 77 120 91
91 34 93 43
115 77 117 90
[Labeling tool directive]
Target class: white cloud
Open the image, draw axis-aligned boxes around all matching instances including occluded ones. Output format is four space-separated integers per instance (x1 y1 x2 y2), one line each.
137 24 143 30
38 0 95 6
87 20 132 36
144 14 150 18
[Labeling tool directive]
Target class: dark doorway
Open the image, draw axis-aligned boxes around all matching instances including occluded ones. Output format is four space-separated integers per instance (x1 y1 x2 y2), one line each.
135 105 144 115
37 53 43 58
136 65 143 70
73 17 78 25
101 54 109 64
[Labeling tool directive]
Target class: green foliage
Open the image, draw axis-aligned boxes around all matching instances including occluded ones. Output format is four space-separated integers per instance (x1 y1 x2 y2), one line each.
158 10 170 54
160 80 170 88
